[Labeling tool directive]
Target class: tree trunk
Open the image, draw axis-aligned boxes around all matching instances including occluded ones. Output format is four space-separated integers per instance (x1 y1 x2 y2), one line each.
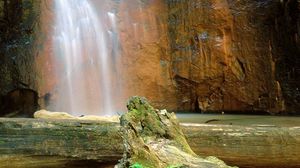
0 118 300 167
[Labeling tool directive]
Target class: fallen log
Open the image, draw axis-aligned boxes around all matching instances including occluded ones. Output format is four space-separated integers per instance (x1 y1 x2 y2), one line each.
182 123 300 168
0 118 300 167
0 118 123 167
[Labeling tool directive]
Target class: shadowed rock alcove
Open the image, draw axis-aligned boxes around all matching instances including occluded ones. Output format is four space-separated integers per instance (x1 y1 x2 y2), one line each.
0 88 39 117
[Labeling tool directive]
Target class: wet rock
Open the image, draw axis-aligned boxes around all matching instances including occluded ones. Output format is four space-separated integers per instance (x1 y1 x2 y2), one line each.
0 0 40 105
116 96 236 168
0 89 39 118
35 0 300 114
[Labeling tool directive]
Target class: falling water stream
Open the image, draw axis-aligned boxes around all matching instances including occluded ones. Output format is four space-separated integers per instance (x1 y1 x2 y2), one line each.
53 0 117 116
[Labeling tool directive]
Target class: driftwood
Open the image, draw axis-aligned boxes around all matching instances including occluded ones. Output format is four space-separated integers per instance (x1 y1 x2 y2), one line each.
183 123 300 168
0 118 123 168
0 118 300 167
116 97 234 168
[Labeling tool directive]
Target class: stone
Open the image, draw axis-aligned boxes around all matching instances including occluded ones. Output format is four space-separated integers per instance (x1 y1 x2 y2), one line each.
0 89 39 117
116 96 236 168
35 0 300 114
0 0 41 117
0 0 299 115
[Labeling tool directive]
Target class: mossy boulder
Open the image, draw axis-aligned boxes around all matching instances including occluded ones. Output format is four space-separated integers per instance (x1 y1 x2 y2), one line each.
117 96 237 168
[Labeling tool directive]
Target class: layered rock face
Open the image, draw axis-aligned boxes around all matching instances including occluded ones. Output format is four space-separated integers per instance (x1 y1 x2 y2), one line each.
0 0 41 116
164 0 284 112
119 0 296 113
1 0 298 115
270 0 300 113
117 0 179 112
35 0 180 113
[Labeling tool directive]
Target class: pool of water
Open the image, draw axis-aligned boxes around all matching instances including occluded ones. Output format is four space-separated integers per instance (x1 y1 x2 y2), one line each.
177 113 300 127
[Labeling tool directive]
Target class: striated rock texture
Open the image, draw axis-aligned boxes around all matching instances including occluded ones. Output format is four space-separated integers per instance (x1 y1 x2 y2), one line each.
121 0 300 114
1 0 299 115
35 0 300 114
0 0 41 117
270 0 300 113
164 0 287 113
117 96 235 168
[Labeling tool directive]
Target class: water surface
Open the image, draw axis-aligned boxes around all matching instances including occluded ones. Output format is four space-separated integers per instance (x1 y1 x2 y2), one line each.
177 113 300 127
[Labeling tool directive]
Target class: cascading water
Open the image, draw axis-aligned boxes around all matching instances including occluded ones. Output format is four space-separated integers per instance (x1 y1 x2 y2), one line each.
52 0 118 116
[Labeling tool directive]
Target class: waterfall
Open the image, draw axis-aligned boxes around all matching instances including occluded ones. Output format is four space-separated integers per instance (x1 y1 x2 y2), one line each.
52 0 118 116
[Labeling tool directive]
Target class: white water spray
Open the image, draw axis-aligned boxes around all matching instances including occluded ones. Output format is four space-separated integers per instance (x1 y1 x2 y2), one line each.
52 0 117 116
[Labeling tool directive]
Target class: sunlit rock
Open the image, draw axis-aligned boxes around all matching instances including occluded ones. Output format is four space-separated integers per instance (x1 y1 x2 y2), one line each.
34 109 119 122
34 110 76 119
35 0 299 114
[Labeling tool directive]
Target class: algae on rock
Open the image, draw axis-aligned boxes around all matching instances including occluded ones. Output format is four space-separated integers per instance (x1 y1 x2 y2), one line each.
116 96 237 168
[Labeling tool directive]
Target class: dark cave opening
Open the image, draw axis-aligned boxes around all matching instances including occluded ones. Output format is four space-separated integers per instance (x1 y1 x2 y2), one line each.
0 88 39 118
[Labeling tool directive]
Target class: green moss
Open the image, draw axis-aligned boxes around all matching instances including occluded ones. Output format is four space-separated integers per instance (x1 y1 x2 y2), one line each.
130 163 144 168
120 96 235 168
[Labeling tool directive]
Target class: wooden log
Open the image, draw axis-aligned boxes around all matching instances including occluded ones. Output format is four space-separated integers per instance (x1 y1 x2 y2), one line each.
182 123 300 168
0 118 123 167
0 118 300 167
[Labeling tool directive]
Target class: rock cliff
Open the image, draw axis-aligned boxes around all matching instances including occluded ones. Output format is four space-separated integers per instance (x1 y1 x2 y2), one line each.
0 0 299 115
117 0 299 113
0 0 41 116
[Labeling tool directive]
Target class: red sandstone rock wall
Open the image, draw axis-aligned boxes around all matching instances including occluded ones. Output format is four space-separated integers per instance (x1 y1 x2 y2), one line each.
34 0 56 109
117 0 179 111
165 0 285 113
36 0 298 114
